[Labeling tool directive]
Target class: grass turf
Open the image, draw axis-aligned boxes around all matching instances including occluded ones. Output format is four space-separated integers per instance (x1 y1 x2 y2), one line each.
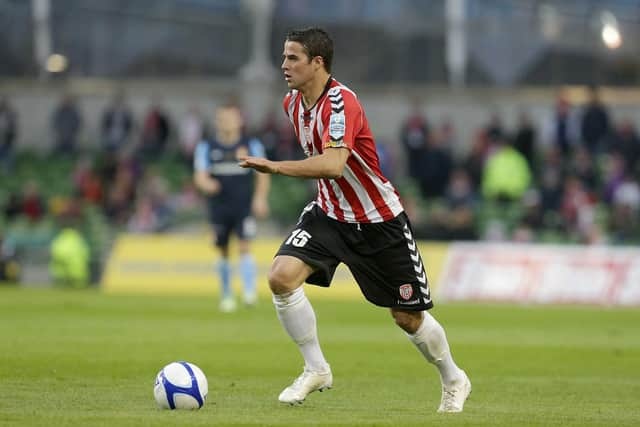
0 286 639 426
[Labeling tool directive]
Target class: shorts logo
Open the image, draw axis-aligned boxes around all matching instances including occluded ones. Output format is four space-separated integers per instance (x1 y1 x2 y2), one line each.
399 284 413 300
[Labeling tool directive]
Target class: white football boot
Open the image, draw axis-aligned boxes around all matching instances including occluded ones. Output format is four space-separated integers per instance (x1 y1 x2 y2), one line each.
243 292 258 307
437 370 471 413
219 296 237 313
278 367 333 404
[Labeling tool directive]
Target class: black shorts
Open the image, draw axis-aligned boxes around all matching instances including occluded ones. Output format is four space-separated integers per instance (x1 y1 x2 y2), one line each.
209 208 256 247
276 203 433 311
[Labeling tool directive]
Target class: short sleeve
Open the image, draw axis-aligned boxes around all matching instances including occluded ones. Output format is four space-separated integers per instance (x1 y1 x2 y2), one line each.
248 138 266 158
193 141 210 171
322 87 362 151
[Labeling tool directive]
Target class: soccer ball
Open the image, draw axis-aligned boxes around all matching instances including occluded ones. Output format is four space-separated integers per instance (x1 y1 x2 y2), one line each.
154 361 208 410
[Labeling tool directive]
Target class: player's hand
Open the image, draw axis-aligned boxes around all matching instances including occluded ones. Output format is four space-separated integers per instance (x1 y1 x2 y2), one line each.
252 197 269 219
205 178 221 195
238 156 279 174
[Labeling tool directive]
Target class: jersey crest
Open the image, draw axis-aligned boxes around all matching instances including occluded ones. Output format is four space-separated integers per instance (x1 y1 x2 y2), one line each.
399 284 414 300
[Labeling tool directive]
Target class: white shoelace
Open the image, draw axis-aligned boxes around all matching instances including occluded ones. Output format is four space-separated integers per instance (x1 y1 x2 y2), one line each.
441 388 458 410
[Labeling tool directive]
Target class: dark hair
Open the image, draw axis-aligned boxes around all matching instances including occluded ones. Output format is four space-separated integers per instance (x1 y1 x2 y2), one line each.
285 27 333 73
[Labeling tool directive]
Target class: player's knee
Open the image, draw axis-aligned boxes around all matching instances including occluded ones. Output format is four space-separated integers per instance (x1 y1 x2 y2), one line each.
267 265 296 294
390 309 422 334
268 256 312 295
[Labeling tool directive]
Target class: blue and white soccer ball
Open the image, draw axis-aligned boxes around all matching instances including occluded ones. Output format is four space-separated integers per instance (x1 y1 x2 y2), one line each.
154 361 208 410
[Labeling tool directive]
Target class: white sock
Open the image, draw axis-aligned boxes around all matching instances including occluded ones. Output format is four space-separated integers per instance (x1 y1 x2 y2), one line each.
272 286 329 373
407 311 463 387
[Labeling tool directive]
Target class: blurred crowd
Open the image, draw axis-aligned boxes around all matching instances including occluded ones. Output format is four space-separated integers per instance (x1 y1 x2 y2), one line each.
1 84 640 281
399 87 640 245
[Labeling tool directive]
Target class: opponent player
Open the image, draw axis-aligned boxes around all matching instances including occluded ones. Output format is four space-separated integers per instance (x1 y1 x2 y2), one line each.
239 28 471 412
194 104 270 312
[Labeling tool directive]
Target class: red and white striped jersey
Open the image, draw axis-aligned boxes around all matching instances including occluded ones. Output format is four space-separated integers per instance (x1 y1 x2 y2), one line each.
283 78 404 223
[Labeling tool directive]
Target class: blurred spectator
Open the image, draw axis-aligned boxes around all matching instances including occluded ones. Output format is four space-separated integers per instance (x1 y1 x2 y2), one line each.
418 119 453 199
580 87 610 155
257 111 281 160
97 150 140 188
127 195 161 233
609 176 640 243
400 101 429 183
484 113 505 142
515 189 544 238
178 105 205 165
421 169 477 241
257 111 300 161
49 223 90 287
569 146 598 193
3 191 22 222
170 181 202 215
512 110 537 173
560 175 597 238
541 92 579 159
538 147 565 229
100 91 134 153
137 99 170 160
606 119 640 178
141 170 173 231
51 94 82 155
0 96 18 173
511 226 535 243
601 153 626 206
462 129 491 191
72 157 103 205
21 181 46 222
0 233 20 284
127 169 173 233
537 146 566 218
376 139 395 180
481 133 531 202
104 185 133 226
103 155 138 225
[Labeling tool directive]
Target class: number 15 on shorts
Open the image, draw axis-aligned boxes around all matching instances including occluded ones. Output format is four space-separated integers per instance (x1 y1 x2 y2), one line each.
285 229 312 247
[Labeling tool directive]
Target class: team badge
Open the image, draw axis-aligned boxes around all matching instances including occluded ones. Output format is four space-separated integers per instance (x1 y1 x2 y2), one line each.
303 124 313 143
399 284 413 300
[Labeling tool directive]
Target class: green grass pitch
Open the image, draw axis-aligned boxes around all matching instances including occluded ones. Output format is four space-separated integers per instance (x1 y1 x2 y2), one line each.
1 286 639 427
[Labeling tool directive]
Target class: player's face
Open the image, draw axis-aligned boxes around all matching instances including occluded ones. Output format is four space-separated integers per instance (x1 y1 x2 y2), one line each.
281 41 319 90
215 107 243 134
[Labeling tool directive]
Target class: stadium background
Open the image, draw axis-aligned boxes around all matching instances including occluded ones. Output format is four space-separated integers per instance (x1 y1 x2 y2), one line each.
1 2 639 426
1 0 640 289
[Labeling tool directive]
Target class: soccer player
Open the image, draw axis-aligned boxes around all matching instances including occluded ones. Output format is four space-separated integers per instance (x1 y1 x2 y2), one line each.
194 104 270 312
239 27 471 412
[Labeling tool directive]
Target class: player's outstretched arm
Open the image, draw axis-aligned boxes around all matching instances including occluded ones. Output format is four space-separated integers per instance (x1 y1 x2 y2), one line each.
239 147 350 179
252 172 270 219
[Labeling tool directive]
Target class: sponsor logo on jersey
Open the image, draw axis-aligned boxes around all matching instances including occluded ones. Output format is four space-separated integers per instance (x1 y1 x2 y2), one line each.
329 113 345 141
399 284 413 300
324 140 347 149
211 149 225 161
